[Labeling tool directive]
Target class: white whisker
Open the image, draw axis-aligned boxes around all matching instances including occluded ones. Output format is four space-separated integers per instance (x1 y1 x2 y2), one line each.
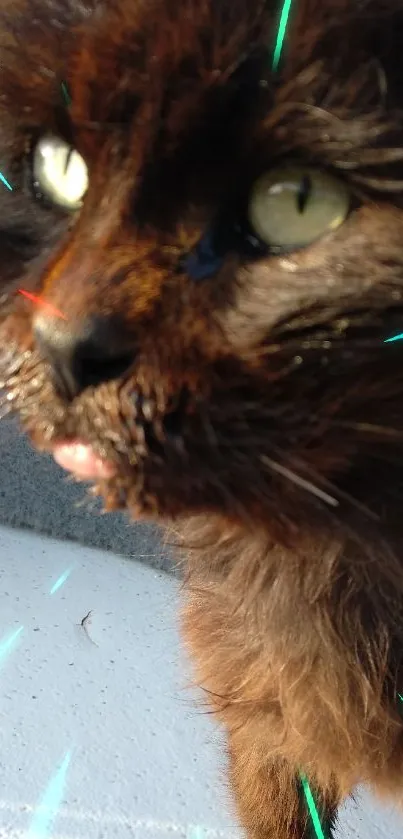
261 455 339 507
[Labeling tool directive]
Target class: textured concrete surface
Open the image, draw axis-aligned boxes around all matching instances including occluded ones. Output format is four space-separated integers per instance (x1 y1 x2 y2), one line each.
0 525 239 839
0 524 401 839
0 417 172 572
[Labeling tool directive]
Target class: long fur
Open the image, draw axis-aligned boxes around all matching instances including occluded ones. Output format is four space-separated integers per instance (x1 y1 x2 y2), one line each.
1 1 403 836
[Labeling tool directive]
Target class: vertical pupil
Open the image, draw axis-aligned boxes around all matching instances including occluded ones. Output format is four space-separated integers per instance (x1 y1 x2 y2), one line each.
64 147 73 175
297 174 312 213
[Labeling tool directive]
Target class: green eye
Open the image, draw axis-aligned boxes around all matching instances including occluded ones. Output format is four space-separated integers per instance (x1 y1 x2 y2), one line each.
32 133 89 211
248 166 350 250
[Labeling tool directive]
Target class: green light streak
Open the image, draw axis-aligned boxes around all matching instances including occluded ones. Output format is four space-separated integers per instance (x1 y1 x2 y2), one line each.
299 773 326 839
49 566 74 595
299 698 403 839
61 82 71 107
27 751 72 839
384 333 403 343
0 171 13 191
0 625 23 668
272 0 293 71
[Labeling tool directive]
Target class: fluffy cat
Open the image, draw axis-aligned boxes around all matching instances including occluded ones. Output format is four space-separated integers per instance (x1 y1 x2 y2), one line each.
1 1 403 836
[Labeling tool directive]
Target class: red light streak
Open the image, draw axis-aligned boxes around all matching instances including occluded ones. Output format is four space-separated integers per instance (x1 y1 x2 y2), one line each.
17 289 67 321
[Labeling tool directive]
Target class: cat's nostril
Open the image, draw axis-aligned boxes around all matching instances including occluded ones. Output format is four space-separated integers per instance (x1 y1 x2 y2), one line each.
33 312 136 399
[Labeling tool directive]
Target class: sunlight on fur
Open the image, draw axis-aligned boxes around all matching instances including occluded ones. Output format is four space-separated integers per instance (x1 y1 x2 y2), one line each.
1 1 403 837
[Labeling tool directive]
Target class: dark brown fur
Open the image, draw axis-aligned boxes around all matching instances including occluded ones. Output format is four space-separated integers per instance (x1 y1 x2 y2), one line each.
2 1 403 835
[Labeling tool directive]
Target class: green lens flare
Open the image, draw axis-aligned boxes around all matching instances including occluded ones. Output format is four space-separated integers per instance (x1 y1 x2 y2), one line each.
299 773 327 839
27 751 72 839
49 567 74 595
0 625 23 669
61 82 72 107
0 171 13 191
272 0 293 71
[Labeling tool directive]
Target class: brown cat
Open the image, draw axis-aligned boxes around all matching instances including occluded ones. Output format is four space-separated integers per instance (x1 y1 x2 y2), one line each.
1 0 403 836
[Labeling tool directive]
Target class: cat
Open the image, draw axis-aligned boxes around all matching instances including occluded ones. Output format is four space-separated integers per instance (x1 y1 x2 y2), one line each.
2 0 403 836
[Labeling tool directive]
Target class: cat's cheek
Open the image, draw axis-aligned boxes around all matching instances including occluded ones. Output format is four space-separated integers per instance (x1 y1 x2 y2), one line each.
217 254 333 352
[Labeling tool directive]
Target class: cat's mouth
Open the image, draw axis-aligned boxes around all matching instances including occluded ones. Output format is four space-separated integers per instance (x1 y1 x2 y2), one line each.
0 334 207 519
51 390 188 485
25 392 195 519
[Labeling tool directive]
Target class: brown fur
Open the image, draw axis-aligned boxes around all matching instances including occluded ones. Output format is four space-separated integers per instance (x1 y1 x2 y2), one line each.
1 1 403 835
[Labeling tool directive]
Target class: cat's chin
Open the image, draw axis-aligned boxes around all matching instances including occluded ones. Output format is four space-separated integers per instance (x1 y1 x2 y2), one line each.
50 440 165 520
47 436 191 521
52 440 117 480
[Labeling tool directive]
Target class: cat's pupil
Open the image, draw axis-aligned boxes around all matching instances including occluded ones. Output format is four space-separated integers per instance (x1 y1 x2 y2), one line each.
63 147 74 175
297 174 312 214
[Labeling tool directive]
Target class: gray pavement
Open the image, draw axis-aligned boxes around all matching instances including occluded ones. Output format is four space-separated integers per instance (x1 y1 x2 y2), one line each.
0 417 172 572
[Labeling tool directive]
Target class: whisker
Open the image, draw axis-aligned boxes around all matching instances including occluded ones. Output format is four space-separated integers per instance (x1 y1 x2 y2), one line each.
328 420 403 439
266 446 380 521
260 454 339 507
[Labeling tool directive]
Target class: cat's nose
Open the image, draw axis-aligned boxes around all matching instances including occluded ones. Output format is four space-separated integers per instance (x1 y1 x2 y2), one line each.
33 312 135 399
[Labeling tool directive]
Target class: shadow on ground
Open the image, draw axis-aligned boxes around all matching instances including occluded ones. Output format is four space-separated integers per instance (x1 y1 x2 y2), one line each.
0 417 172 573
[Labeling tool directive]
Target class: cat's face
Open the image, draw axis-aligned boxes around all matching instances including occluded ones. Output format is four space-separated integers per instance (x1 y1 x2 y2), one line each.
1 0 403 531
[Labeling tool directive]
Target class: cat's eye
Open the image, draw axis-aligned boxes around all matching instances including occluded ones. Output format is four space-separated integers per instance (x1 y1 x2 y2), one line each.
248 166 350 250
32 133 89 211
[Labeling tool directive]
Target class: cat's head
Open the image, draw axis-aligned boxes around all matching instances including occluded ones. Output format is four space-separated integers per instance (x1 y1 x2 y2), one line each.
1 0 403 537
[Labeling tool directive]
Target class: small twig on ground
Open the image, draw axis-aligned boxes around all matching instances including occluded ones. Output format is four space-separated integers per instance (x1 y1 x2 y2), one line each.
79 610 98 647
